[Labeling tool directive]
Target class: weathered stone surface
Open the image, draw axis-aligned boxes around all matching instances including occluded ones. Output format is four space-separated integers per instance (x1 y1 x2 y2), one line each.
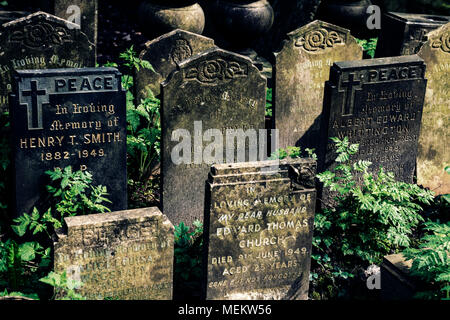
54 207 174 300
320 56 427 203
203 158 317 300
10 67 127 218
0 11 29 25
417 23 450 195
135 29 215 99
273 20 362 151
0 11 95 114
376 12 450 58
161 47 266 226
54 0 98 61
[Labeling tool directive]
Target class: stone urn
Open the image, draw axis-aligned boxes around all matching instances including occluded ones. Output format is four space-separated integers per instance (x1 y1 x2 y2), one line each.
137 0 206 39
316 0 376 38
210 0 274 48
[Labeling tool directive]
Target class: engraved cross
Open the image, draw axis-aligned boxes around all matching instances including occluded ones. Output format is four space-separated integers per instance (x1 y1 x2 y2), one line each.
21 80 47 130
338 72 362 116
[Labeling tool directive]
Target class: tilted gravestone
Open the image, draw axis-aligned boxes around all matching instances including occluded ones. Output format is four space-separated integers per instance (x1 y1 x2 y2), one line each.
161 47 266 227
0 11 95 114
417 23 450 195
135 29 215 99
54 0 98 61
273 20 362 151
320 55 427 203
54 207 174 300
376 12 450 58
10 67 127 218
203 158 317 300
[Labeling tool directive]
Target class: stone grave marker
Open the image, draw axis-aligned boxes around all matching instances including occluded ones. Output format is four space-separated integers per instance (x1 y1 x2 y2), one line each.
161 47 266 227
135 29 215 99
376 12 450 58
320 55 427 203
416 23 450 195
10 67 127 218
0 11 95 114
203 158 317 300
54 207 174 300
0 11 29 25
273 20 362 151
54 0 98 61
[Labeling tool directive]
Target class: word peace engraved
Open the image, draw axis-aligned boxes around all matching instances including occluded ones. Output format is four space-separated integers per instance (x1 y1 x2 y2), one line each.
295 28 345 52
170 39 193 64
431 32 450 53
184 58 248 84
9 22 73 49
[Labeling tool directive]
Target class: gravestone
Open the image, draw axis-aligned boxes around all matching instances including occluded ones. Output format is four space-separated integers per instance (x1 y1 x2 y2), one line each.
273 20 362 151
54 207 174 300
376 12 450 58
416 23 450 195
10 67 127 218
0 11 95 114
320 55 427 202
161 48 266 227
0 11 29 25
135 29 215 99
380 254 418 300
54 0 98 61
203 158 317 300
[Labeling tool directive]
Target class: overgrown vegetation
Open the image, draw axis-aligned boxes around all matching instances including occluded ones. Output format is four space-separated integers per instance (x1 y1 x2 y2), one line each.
109 46 161 209
310 137 436 299
0 167 110 300
173 220 204 300
356 37 378 59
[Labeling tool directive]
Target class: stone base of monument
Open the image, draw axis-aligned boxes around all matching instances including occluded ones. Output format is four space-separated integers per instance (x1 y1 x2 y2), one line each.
380 253 421 300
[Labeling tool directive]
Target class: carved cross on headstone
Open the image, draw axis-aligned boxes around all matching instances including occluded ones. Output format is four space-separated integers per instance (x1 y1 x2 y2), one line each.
338 72 362 116
20 80 48 130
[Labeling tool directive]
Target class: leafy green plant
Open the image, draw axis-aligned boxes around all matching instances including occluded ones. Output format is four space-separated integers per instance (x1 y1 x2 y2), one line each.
269 146 317 160
173 221 203 299
310 137 435 299
356 38 378 58
117 46 161 208
266 88 272 117
45 166 111 220
40 271 85 300
403 221 450 300
1 167 110 299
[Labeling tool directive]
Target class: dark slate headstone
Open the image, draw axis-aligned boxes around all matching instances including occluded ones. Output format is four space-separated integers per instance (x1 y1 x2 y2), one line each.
417 23 450 195
10 67 127 218
135 29 215 99
274 20 362 151
161 48 266 227
320 55 427 203
0 11 95 114
376 12 450 58
203 158 317 300
380 254 418 300
54 0 98 61
0 11 29 25
54 207 174 300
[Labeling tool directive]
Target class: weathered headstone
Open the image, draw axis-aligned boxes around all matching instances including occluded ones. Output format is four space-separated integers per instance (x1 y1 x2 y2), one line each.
416 23 450 195
54 0 98 61
376 12 450 58
320 55 427 200
135 29 215 99
273 20 362 151
203 158 317 300
0 11 29 25
380 254 418 300
161 48 266 227
0 11 95 114
54 207 174 300
10 67 127 218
